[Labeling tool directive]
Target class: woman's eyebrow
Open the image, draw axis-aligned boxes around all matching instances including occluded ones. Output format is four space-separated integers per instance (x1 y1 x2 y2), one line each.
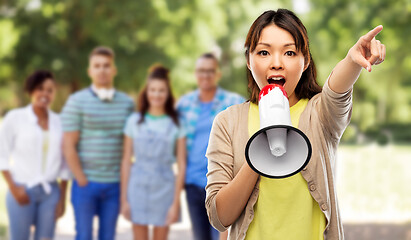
257 42 296 47
257 42 271 47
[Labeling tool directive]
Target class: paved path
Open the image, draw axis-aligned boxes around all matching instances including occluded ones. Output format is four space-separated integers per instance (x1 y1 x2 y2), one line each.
55 222 411 240
56 228 192 240
56 223 411 240
55 192 194 240
55 216 193 240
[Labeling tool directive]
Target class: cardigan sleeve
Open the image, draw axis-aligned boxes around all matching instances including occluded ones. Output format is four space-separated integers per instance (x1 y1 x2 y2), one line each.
317 78 353 141
205 109 235 232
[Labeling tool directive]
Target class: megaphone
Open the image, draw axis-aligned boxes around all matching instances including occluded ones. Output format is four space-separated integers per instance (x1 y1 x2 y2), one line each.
245 84 312 178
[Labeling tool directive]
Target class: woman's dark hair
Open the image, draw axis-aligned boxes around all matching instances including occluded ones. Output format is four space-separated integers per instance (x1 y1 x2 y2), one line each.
24 70 55 95
137 64 179 125
244 9 322 104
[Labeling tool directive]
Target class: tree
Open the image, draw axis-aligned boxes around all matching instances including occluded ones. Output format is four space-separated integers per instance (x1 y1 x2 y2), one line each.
0 0 288 112
305 0 411 141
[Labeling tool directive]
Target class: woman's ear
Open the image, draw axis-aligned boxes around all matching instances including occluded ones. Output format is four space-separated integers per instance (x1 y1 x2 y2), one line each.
246 54 251 71
304 57 310 71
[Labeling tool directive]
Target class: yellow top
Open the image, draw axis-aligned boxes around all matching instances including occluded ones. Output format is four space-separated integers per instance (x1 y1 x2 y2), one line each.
245 99 326 240
42 130 49 173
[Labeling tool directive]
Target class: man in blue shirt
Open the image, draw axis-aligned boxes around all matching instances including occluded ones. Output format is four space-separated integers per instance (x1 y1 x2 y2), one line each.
177 53 245 240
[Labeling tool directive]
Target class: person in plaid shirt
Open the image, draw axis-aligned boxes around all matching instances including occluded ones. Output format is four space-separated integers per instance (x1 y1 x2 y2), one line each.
177 53 244 240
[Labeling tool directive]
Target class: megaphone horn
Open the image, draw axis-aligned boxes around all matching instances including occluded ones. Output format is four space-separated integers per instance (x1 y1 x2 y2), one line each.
245 84 312 179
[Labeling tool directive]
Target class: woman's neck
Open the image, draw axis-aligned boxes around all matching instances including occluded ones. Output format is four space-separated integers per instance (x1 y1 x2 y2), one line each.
32 105 48 118
32 104 49 130
148 106 166 116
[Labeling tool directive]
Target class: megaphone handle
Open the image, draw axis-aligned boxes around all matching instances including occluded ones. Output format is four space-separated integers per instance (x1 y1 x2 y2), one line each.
266 128 287 157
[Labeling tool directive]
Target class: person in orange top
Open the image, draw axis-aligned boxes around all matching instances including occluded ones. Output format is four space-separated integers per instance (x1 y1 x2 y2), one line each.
205 8 385 240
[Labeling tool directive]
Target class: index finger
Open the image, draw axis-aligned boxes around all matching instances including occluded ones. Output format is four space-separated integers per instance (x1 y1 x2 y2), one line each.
362 25 383 42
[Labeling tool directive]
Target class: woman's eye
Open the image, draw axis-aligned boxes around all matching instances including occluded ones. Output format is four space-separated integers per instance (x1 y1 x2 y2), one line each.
285 51 296 56
257 50 269 56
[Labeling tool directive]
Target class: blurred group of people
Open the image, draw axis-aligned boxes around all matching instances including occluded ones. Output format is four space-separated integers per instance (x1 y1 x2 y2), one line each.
1 7 386 240
0 46 244 240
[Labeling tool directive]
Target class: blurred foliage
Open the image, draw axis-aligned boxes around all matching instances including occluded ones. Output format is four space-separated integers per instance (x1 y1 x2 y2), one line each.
0 0 410 142
0 0 289 111
305 0 411 143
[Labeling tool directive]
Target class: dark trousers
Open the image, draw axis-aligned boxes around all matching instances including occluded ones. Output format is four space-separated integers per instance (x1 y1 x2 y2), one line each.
185 184 220 240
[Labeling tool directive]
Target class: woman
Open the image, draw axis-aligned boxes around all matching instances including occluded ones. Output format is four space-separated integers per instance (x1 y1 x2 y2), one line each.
205 9 385 240
0 70 70 240
120 64 186 240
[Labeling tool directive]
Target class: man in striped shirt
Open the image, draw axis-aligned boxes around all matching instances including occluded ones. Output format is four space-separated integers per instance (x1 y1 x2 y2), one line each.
61 46 134 240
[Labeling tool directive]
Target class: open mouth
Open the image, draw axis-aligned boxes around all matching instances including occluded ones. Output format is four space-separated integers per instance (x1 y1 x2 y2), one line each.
268 77 285 86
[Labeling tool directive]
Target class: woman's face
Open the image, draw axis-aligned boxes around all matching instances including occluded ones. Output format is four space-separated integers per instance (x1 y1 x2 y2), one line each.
147 79 169 109
247 24 308 106
30 79 56 109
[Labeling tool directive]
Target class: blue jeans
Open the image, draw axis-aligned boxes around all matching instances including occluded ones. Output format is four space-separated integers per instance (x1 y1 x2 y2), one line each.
185 184 219 240
71 181 120 240
6 182 60 240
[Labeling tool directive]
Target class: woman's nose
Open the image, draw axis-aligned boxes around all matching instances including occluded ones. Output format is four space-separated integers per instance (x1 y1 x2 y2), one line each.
270 54 283 70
